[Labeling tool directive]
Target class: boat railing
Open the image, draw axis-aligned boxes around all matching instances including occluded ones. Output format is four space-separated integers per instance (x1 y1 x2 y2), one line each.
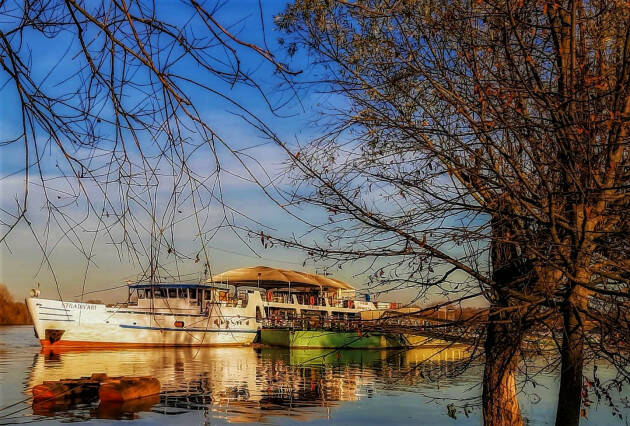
267 294 292 304
263 317 367 332
205 299 243 308
267 294 349 308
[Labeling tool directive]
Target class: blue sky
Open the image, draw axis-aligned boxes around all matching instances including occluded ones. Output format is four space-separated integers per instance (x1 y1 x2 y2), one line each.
0 0 373 302
0 0 478 307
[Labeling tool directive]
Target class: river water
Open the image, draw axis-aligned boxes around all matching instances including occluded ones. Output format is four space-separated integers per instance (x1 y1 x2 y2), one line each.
0 326 626 425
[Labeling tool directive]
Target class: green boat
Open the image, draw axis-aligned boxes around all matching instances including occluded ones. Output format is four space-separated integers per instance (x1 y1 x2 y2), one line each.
261 328 415 349
213 266 452 350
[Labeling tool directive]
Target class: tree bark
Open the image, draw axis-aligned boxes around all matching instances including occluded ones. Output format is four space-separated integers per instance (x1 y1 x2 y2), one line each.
483 318 523 426
483 211 526 426
555 288 587 426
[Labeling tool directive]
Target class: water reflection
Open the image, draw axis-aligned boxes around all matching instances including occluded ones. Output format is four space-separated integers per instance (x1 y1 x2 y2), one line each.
0 326 624 425
27 345 472 423
32 395 160 420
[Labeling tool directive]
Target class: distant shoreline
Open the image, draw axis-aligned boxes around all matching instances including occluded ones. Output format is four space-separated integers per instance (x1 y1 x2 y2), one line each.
0 285 33 325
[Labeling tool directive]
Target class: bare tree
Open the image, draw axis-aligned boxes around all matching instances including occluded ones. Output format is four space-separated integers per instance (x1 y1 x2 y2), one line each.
269 0 629 425
0 0 295 292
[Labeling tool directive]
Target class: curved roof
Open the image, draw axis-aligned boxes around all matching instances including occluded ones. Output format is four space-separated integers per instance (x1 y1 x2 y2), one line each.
209 266 354 291
130 283 212 289
129 283 228 289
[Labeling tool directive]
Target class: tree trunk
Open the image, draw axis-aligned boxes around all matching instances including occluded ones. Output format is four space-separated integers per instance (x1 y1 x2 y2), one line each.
483 211 526 426
555 288 587 426
483 319 523 426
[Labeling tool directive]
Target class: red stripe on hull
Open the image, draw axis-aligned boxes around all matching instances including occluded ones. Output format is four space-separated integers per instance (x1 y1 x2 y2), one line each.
39 339 249 349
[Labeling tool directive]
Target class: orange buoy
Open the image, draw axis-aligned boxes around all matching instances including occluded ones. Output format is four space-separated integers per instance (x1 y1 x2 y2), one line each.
99 377 161 402
266 291 273 302
33 382 75 401
32 374 107 402
309 295 315 305
348 300 354 309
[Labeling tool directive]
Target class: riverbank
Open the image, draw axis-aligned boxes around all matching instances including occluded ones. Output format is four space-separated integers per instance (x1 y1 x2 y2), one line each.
0 285 31 325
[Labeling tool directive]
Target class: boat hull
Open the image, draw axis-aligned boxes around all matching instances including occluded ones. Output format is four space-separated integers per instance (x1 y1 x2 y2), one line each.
261 328 409 349
27 297 260 348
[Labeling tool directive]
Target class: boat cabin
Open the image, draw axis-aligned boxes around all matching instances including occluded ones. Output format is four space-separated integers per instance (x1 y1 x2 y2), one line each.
127 283 257 314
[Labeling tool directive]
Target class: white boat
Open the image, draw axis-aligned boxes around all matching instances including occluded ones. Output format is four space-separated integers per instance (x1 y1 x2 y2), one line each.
26 283 265 348
26 266 380 349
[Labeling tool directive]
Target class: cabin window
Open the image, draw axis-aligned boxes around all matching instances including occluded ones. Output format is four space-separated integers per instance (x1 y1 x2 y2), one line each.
204 290 211 301
154 288 166 298
168 288 177 298
145 289 152 298
178 288 187 298
137 290 145 299
189 288 197 299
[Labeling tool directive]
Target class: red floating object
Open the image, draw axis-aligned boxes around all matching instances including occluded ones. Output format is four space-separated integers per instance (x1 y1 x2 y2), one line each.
99 377 161 402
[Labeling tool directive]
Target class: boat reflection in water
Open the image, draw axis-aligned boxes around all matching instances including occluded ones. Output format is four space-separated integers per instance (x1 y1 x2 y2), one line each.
28 344 472 423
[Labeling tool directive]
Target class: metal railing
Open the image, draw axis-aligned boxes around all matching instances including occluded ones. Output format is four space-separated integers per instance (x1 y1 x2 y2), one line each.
262 317 367 332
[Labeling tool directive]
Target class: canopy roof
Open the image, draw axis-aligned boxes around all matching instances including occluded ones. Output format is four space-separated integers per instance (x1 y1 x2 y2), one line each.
129 283 227 289
209 266 354 291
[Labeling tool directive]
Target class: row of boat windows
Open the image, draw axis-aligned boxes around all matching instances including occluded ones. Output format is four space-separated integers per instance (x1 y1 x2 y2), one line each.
137 288 213 300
